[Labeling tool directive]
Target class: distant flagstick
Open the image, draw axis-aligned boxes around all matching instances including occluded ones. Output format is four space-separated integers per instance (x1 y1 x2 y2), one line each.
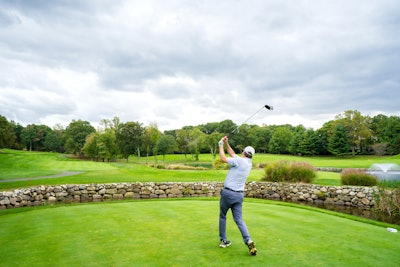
231 104 273 134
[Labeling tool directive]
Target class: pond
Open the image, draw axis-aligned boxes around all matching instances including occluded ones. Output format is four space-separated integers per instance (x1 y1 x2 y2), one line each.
367 163 400 181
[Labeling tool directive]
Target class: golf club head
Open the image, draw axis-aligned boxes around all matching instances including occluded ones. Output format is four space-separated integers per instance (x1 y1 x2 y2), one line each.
264 105 273 110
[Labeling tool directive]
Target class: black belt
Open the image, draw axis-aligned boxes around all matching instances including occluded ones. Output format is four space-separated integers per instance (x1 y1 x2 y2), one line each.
224 187 243 193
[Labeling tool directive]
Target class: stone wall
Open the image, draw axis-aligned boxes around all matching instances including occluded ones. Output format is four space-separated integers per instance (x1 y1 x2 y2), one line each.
0 182 377 209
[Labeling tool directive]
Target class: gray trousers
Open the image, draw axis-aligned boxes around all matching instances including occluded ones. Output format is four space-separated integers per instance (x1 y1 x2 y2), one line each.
219 188 251 244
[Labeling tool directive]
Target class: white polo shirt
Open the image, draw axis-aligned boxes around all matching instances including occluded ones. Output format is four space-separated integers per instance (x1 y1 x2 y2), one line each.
223 156 252 191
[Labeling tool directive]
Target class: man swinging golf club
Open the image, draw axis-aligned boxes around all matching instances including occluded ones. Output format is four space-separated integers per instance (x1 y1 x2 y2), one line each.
218 135 257 256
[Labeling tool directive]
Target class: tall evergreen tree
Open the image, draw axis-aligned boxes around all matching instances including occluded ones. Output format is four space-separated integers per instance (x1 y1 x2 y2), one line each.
269 126 292 154
328 124 351 156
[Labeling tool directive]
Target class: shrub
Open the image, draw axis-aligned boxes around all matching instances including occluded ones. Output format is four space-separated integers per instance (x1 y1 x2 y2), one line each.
289 162 317 183
374 185 400 218
213 159 229 170
185 163 213 169
166 164 207 170
262 160 316 183
340 168 378 186
258 162 268 168
148 164 166 169
262 161 290 182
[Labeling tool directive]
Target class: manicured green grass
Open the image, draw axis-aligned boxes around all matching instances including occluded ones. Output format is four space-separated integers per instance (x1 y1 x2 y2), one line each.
314 171 341 186
1 150 399 266
2 149 398 190
0 199 399 267
142 153 400 169
0 149 117 179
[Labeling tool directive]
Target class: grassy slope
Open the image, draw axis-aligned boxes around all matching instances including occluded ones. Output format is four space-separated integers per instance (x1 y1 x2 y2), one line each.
0 149 117 178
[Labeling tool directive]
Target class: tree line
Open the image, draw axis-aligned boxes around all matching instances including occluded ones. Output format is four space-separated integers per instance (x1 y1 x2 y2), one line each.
0 110 399 161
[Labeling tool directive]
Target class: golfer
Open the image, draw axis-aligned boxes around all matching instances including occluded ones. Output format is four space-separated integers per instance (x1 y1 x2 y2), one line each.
218 135 257 256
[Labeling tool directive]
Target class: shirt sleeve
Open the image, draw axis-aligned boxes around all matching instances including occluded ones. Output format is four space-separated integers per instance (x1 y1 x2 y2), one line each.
227 156 239 167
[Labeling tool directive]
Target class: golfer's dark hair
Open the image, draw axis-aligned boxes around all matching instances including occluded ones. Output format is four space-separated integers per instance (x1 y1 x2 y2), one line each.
244 151 253 159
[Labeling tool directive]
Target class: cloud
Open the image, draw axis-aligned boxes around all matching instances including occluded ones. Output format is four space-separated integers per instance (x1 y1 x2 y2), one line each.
0 0 399 131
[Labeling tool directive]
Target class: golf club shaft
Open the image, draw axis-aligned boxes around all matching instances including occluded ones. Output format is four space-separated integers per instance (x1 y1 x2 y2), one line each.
232 104 273 134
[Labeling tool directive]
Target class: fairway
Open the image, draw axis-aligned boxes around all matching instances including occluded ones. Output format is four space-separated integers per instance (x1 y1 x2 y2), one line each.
2 148 400 190
0 149 118 180
0 199 399 267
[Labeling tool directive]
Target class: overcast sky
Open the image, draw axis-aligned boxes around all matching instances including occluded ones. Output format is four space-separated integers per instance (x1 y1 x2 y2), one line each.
0 0 399 131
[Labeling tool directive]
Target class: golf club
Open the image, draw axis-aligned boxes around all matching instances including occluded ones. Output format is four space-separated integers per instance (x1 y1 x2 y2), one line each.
231 104 273 134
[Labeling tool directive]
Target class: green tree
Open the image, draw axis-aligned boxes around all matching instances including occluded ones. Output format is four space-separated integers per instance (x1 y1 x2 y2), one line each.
370 114 388 143
83 132 99 160
35 125 53 151
335 110 372 156
384 116 400 155
204 132 223 160
249 126 272 153
99 116 121 133
299 129 317 156
63 120 96 155
371 114 400 155
116 121 144 162
187 127 205 161
20 124 38 151
83 130 117 161
52 123 65 152
370 143 388 156
163 129 177 139
0 115 16 148
155 134 177 163
98 130 117 162
328 124 351 156
143 123 162 164
44 131 62 152
231 125 256 152
95 117 119 161
315 125 330 155
289 125 306 155
269 126 293 154
216 119 236 135
11 121 24 149
176 128 191 161
199 122 220 134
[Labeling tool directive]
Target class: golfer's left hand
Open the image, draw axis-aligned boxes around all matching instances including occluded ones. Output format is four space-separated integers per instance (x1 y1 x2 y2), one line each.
218 138 224 147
